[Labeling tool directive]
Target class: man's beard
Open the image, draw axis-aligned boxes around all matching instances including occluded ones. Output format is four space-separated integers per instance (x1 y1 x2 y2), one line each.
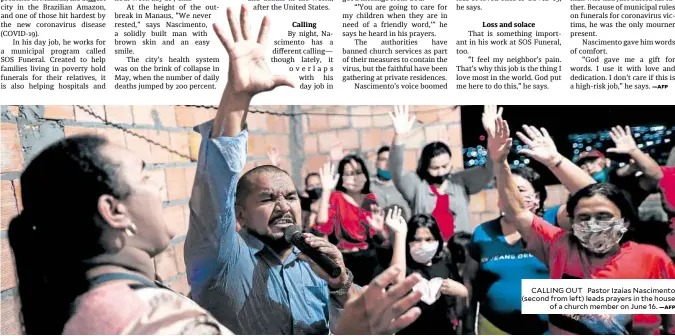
248 229 293 253
251 212 298 253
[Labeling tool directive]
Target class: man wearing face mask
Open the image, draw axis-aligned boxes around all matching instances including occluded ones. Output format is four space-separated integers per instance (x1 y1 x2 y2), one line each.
300 172 322 230
370 146 412 222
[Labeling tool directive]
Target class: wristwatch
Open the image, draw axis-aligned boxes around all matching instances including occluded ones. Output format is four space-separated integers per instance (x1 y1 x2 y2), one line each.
330 268 353 296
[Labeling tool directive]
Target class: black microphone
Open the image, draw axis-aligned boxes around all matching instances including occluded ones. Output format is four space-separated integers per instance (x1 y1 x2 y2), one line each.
283 226 342 278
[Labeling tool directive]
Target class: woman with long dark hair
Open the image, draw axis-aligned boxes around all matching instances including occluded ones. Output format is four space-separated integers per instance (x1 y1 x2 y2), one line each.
315 155 387 285
464 167 550 335
388 106 498 241
9 134 233 335
488 117 675 335
371 209 468 334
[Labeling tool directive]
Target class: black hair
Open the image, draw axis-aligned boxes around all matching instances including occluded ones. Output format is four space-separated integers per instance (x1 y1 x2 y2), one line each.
377 146 390 155
304 172 320 188
8 134 130 334
235 165 291 206
511 166 548 216
405 214 445 264
566 183 638 243
448 232 473 264
335 155 371 194
416 142 452 182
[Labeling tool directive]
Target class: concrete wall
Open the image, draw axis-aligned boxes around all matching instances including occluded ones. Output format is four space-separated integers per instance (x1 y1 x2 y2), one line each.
0 105 568 333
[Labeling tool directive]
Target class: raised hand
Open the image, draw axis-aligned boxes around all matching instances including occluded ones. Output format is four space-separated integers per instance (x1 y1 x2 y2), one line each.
366 205 386 232
214 5 294 96
384 206 407 234
487 118 512 163
607 126 638 154
482 105 503 136
389 105 416 136
334 265 423 334
516 125 559 166
266 146 281 166
319 161 339 191
330 142 349 163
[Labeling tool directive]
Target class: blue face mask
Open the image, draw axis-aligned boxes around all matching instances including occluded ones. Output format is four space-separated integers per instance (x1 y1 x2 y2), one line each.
377 168 391 181
591 168 609 183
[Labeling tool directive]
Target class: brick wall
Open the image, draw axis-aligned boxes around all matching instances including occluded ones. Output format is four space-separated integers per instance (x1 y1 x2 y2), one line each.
0 104 290 334
0 104 568 334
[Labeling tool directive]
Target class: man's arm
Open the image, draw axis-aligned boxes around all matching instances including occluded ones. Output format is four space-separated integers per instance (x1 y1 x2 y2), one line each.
516 124 596 229
186 5 293 286
188 112 248 273
388 106 422 204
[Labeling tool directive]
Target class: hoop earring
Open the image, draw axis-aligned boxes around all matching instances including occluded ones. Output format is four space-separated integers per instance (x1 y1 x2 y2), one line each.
125 222 138 237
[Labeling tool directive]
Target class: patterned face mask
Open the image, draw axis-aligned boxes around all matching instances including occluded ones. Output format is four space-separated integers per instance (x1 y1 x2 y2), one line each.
572 218 627 254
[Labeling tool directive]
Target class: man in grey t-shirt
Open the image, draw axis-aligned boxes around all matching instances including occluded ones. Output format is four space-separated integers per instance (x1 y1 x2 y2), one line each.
370 146 412 221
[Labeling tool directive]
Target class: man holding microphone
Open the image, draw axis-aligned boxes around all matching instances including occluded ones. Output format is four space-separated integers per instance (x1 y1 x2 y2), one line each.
184 5 424 334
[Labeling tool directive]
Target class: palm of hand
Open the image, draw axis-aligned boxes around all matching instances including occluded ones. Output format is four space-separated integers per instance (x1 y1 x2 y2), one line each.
386 217 406 233
482 105 502 134
488 137 510 161
393 118 410 134
323 176 338 190
527 140 557 161
228 43 276 94
329 144 346 162
613 137 636 153
368 214 385 231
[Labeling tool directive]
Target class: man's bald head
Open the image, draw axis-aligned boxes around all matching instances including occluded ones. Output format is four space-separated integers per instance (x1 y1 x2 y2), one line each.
234 165 302 244
235 165 291 206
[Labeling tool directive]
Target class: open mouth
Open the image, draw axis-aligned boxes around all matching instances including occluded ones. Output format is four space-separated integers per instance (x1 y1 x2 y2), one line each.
269 214 295 227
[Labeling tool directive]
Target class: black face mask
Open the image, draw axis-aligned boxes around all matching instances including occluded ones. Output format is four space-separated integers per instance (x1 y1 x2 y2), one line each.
306 188 323 200
427 173 449 185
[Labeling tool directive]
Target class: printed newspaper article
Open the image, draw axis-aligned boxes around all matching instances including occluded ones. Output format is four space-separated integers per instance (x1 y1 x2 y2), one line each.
0 0 673 104
0 0 674 335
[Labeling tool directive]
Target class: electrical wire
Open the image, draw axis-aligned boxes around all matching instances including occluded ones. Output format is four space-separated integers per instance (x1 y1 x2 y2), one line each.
77 105 458 162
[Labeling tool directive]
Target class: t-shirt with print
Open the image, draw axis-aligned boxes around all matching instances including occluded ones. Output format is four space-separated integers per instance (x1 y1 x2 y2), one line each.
63 282 233 335
468 217 549 334
524 216 675 335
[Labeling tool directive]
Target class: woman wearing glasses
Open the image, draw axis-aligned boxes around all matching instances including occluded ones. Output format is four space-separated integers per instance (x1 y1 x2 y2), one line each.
315 155 387 286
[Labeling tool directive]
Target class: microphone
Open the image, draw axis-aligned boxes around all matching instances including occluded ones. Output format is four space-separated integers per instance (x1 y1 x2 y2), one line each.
283 226 342 278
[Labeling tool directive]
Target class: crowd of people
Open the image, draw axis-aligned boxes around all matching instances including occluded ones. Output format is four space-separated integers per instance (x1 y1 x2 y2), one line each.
5 4 675 335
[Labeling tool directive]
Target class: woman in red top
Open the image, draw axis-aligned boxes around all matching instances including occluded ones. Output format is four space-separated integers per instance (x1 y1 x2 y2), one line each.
659 166 674 252
315 155 387 285
488 118 675 335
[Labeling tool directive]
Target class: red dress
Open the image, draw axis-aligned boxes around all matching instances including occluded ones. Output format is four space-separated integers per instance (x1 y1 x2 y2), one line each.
316 191 378 250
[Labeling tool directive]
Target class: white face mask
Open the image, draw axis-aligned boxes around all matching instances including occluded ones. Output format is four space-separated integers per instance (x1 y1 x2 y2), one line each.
410 241 439 264
572 218 627 254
